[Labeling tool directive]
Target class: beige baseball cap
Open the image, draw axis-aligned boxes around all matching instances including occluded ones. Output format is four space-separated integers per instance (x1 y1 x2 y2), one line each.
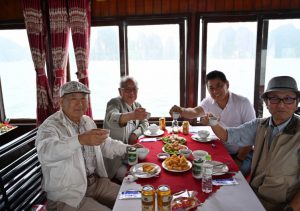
60 81 90 97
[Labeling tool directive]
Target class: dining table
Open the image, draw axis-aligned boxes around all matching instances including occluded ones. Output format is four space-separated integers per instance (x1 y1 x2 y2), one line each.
112 126 266 211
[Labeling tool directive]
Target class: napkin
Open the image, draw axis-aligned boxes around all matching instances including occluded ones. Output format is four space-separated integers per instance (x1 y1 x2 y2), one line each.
140 138 157 142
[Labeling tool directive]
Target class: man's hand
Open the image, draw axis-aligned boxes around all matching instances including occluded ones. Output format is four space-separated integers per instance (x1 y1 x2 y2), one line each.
78 129 110 146
128 133 138 145
132 107 148 121
169 105 182 118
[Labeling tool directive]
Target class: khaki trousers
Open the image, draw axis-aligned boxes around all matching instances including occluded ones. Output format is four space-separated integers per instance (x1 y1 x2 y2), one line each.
46 176 120 211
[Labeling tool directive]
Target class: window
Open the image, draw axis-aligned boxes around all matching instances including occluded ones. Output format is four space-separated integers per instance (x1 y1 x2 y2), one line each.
70 26 120 119
128 24 180 118
70 23 181 119
200 22 257 105
0 29 35 119
263 19 300 116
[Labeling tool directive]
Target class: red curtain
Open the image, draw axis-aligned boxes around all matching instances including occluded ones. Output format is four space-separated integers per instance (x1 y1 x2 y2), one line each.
48 0 70 111
22 0 53 126
69 0 92 117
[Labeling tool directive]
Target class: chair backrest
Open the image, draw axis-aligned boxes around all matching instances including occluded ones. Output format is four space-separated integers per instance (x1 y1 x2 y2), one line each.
0 128 46 211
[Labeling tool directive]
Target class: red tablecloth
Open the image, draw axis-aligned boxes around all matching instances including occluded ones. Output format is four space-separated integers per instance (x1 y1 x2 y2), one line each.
134 130 239 203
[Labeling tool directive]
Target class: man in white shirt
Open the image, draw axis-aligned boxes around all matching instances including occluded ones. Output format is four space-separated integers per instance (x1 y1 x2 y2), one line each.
36 81 142 211
169 70 256 167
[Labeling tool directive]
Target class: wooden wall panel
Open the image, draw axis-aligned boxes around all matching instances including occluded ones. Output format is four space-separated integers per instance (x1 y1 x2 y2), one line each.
262 0 272 10
135 0 145 15
206 0 216 12
234 0 244 11
170 0 180 13
281 0 292 9
290 0 300 8
144 0 154 14
197 0 207 11
161 0 171 14
1 0 300 22
178 0 189 13
224 0 234 11
108 0 117 16
125 0 134 16
271 0 281 9
243 0 255 11
153 0 162 14
215 0 226 11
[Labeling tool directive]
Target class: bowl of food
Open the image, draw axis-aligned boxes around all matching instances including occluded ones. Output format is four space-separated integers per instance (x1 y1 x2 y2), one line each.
148 124 159 134
179 148 192 159
137 148 150 160
192 150 208 160
197 130 210 139
157 152 170 161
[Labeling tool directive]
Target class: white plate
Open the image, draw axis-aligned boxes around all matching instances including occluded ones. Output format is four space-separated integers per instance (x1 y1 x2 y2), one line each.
129 162 161 178
162 160 192 172
205 160 229 175
162 144 188 155
191 134 216 143
144 129 164 137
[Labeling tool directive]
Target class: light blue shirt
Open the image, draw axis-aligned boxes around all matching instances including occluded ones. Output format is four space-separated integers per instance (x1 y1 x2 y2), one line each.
227 118 291 147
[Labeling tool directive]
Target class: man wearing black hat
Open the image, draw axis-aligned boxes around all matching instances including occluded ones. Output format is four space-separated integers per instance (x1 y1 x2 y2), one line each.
206 76 300 211
36 81 143 211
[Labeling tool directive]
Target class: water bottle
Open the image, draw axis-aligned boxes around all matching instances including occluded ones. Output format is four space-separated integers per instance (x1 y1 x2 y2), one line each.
171 119 179 133
202 155 213 193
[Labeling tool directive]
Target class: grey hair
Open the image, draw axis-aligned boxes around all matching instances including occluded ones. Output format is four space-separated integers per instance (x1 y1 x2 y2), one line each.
119 76 138 88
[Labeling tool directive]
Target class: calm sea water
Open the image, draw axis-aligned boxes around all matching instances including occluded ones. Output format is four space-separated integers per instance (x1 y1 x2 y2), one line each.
1 59 300 120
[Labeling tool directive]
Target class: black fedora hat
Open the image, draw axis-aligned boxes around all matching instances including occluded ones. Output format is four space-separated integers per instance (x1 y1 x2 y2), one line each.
261 76 300 99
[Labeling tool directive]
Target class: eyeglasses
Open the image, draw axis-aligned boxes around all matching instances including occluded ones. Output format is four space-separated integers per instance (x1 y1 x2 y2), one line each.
121 87 138 93
267 96 297 104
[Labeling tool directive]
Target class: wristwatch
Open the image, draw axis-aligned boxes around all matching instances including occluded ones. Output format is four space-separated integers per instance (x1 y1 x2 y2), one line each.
284 205 293 211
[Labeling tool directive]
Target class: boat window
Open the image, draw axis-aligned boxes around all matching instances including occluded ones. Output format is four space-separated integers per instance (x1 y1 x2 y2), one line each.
263 19 300 117
0 29 36 119
128 24 180 118
199 22 257 105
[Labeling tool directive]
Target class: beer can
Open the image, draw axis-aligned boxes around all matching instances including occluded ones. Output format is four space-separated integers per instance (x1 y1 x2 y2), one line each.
159 117 166 130
127 146 137 166
192 158 203 179
182 121 189 135
142 185 155 211
157 185 172 211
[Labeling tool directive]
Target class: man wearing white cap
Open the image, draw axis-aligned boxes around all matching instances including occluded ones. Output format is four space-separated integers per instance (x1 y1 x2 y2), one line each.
36 81 142 211
206 76 300 211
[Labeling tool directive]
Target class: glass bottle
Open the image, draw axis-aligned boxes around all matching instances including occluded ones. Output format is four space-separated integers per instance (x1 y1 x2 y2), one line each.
171 112 180 133
202 155 213 193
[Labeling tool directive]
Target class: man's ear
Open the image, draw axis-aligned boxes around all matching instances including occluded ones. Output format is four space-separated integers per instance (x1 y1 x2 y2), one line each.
118 88 122 96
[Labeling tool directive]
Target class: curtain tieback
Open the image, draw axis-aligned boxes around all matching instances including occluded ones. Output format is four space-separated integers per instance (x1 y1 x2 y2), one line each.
76 69 88 80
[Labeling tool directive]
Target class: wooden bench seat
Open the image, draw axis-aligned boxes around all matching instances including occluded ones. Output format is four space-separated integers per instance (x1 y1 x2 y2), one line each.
0 128 46 211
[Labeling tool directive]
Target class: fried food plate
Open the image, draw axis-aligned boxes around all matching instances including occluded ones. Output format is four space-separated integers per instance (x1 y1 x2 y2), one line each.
162 159 192 172
129 162 161 178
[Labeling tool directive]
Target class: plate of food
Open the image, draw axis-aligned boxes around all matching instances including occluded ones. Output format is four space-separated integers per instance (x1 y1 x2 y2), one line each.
162 154 192 172
129 162 161 178
161 135 186 145
144 129 164 137
205 160 229 175
191 134 216 143
162 142 188 155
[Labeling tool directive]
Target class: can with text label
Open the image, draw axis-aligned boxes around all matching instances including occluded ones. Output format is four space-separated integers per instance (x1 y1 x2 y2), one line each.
142 185 155 211
157 185 171 211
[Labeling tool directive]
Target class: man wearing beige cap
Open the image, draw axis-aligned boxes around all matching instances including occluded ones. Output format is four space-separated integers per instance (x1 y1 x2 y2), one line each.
36 81 142 211
206 76 300 211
